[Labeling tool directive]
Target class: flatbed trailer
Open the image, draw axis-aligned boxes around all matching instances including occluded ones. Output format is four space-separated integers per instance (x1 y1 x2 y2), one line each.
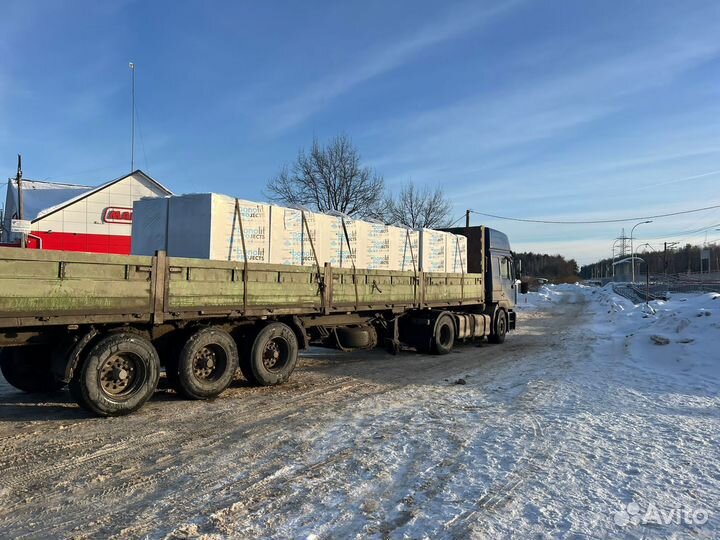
0 226 521 416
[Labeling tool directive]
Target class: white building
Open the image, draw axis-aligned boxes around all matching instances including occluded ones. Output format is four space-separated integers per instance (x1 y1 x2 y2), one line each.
2 170 171 254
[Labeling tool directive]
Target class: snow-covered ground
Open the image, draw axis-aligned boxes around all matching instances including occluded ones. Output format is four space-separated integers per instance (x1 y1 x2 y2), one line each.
0 285 717 538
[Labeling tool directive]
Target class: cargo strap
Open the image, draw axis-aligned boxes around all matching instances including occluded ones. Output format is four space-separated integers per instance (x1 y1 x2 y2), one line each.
341 217 360 308
233 199 249 313
456 235 466 302
301 210 324 296
405 228 418 303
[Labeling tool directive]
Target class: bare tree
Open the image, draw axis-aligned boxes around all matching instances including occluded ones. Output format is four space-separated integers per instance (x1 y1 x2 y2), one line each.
265 135 385 219
385 183 452 229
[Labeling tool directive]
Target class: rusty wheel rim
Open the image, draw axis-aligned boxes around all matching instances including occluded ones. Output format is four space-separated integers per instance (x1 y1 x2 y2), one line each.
98 353 143 399
262 337 289 372
192 345 223 381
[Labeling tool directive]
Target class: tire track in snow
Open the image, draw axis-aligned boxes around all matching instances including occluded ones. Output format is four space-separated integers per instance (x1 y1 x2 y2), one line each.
445 293 586 534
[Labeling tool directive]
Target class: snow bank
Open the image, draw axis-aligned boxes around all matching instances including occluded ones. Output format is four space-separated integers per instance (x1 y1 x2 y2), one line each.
517 283 586 311
588 289 720 384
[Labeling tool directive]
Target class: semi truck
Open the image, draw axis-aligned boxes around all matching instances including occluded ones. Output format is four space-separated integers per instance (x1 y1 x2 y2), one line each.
0 225 523 417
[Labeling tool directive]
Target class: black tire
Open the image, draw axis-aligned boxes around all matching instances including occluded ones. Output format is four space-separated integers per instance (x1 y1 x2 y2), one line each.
248 322 298 386
335 327 371 349
171 327 238 400
70 333 160 417
0 346 65 393
432 315 455 355
237 332 258 384
488 309 507 344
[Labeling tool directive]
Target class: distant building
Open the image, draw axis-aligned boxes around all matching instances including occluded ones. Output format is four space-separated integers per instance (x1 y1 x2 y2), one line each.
612 257 635 282
1 170 171 254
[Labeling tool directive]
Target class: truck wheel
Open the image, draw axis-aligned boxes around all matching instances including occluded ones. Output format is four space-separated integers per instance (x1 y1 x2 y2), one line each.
70 333 160 417
172 327 238 400
488 310 507 344
432 315 455 355
0 346 65 393
248 322 298 386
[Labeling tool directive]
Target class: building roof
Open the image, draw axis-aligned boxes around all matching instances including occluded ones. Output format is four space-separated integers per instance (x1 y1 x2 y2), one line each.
5 179 93 221
7 170 172 222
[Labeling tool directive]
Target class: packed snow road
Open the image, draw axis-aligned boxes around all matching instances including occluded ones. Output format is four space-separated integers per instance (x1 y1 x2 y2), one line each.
0 286 717 538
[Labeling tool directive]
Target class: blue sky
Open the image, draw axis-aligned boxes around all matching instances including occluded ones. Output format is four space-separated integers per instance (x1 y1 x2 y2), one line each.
1 0 719 264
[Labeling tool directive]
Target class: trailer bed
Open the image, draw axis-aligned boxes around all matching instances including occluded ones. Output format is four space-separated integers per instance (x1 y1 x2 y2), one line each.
0 247 485 330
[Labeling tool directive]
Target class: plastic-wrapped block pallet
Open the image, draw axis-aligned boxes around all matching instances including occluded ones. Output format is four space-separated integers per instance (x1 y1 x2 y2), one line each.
326 214 360 268
418 228 448 272
211 195 270 262
446 233 468 273
389 226 419 272
358 221 391 270
131 193 271 263
131 197 170 256
269 206 328 267
326 216 391 270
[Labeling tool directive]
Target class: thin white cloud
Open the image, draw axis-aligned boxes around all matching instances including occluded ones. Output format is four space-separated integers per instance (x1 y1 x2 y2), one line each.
260 1 519 135
371 23 720 176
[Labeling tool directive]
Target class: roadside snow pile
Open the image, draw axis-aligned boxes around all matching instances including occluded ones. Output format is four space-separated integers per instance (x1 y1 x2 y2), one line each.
590 288 720 384
517 283 586 311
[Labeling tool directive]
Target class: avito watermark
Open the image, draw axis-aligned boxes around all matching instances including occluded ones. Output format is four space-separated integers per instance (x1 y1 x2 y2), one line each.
614 501 710 527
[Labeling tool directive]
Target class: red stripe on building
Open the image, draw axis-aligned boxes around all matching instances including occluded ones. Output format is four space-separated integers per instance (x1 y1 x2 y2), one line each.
30 231 131 254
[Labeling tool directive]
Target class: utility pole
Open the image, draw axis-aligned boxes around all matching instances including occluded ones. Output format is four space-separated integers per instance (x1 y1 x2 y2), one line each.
15 154 26 248
129 61 136 172
465 209 470 228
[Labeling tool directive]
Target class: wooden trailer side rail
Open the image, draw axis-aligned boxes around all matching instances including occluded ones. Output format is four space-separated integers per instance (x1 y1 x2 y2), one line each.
0 247 486 329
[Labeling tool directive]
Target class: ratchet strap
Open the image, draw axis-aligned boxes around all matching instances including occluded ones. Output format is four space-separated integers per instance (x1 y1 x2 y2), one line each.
233 199 249 313
301 210 324 296
455 235 466 301
341 217 359 308
405 228 418 303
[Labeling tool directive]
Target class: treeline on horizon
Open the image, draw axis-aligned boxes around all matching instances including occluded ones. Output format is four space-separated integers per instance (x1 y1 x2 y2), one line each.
579 243 720 279
514 252 580 284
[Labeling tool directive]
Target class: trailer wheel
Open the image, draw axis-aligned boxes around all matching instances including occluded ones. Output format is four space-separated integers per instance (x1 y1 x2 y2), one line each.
488 309 507 344
70 333 160 417
0 346 65 393
171 327 238 400
432 315 455 355
248 322 298 386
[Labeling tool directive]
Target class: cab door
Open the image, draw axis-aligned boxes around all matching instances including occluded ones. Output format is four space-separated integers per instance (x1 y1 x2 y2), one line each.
491 254 515 306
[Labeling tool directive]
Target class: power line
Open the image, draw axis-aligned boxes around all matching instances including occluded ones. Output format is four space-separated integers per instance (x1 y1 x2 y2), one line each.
645 221 720 241
447 213 467 227
469 203 720 225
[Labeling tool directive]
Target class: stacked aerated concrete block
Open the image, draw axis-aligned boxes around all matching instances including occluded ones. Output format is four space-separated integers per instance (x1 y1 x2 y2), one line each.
131 193 272 262
212 195 270 263
389 227 419 272
131 193 468 273
269 206 327 267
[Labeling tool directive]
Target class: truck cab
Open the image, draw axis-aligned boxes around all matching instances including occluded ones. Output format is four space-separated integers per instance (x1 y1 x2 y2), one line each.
442 225 517 334
485 227 517 311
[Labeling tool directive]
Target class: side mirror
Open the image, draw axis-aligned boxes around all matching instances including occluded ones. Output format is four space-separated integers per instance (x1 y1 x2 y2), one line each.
520 282 529 294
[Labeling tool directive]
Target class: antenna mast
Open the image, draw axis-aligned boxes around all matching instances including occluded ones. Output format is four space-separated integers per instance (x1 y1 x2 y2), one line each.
129 62 135 171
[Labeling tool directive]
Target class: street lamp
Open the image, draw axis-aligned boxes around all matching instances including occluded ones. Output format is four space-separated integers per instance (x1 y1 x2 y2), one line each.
630 220 652 283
